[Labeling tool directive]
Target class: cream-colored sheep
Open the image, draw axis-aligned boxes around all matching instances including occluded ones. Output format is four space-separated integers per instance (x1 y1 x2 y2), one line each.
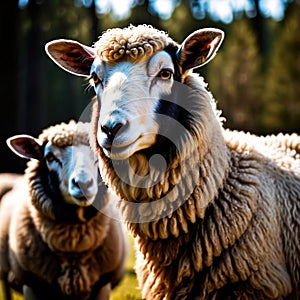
46 25 300 299
0 121 127 300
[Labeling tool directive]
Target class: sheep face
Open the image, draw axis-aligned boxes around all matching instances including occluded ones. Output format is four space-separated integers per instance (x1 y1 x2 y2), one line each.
45 25 224 161
89 51 175 159
7 135 98 207
44 141 98 206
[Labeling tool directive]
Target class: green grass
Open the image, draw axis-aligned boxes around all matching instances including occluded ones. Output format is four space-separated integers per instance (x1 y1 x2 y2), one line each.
111 234 142 300
0 234 142 300
0 281 23 300
111 271 142 300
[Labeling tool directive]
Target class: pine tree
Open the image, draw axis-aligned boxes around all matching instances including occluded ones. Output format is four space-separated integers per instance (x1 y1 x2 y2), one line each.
262 2 300 134
207 17 262 133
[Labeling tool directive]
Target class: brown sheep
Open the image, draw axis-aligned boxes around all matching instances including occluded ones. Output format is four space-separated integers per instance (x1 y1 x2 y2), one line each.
0 121 127 300
0 173 23 199
45 25 300 299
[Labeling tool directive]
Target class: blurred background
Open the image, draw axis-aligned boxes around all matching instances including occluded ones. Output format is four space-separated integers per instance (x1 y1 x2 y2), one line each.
0 0 299 172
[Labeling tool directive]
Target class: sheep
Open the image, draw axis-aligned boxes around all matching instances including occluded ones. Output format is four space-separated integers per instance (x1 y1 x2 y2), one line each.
0 173 23 199
0 173 23 300
45 25 300 299
0 120 127 300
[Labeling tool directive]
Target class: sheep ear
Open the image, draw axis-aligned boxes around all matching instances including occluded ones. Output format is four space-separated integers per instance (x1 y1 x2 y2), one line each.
45 39 95 77
7 135 43 160
177 28 224 73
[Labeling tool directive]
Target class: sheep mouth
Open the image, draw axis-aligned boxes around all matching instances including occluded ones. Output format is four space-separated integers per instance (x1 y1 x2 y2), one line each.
102 138 140 160
73 195 96 207
102 133 156 160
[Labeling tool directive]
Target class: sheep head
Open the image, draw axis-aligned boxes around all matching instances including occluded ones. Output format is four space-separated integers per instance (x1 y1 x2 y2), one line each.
45 25 224 161
7 122 99 207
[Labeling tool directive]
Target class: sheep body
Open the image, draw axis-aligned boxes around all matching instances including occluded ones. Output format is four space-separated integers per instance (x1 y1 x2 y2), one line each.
95 99 300 300
0 121 127 300
45 25 300 299
0 173 23 199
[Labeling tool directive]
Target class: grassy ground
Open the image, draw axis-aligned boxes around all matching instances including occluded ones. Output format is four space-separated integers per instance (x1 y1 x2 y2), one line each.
110 234 142 300
0 234 142 300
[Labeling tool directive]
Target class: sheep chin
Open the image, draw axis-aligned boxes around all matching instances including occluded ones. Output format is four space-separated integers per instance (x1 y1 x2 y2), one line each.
64 194 96 207
74 197 95 207
104 133 157 160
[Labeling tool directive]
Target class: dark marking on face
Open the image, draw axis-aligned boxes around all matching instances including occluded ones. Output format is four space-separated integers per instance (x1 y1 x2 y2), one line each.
35 161 98 223
163 43 182 82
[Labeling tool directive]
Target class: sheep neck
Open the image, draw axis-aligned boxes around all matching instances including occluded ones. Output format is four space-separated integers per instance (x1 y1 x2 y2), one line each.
30 205 110 253
98 130 230 240
131 148 262 299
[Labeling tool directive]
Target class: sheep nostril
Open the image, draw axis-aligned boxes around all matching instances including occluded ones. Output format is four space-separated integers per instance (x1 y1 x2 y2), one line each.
71 178 80 189
101 121 124 139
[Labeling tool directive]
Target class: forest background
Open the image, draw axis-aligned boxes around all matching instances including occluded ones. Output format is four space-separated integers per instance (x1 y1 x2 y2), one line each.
0 0 299 173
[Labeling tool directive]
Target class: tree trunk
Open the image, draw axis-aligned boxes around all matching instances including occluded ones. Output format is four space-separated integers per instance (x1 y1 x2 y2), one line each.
24 0 47 135
250 0 265 56
0 0 25 172
90 0 101 41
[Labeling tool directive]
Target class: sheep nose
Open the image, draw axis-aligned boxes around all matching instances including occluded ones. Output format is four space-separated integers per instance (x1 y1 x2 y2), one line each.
101 115 127 143
70 177 93 198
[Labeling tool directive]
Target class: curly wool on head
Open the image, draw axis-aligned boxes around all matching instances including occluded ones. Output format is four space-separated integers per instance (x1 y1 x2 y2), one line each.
94 24 173 62
38 120 90 147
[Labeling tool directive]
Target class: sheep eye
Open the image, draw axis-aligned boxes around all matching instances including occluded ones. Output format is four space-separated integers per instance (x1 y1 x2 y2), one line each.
45 152 56 162
159 69 172 80
91 72 101 86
